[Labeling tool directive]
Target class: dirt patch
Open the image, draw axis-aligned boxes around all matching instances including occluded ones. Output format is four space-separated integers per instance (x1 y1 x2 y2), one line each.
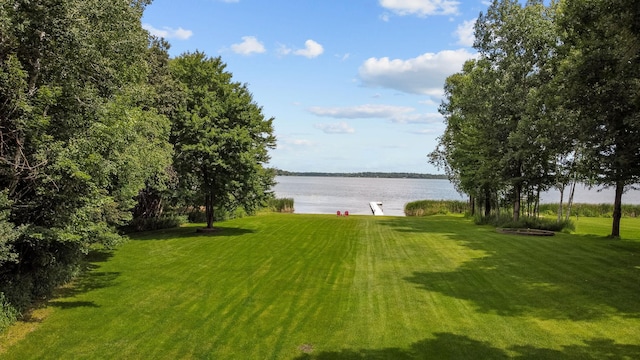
298 343 314 354
497 228 555 236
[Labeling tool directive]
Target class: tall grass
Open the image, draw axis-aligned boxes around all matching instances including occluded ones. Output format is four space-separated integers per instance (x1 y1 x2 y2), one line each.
404 200 468 216
268 197 294 213
539 203 640 218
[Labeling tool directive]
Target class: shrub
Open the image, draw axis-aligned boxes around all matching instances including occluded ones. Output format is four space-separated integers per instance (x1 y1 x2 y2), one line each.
405 200 468 216
0 292 19 332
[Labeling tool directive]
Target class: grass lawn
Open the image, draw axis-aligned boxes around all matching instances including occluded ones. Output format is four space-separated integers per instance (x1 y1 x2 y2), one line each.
2 213 640 359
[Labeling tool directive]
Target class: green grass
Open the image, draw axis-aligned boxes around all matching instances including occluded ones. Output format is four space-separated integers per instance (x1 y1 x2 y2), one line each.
2 214 640 359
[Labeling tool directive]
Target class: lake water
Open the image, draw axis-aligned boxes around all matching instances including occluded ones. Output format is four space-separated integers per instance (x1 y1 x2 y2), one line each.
273 176 640 216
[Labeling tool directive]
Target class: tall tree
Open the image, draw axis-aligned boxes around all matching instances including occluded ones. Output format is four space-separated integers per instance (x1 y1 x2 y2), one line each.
558 0 640 237
170 52 276 230
473 0 559 221
0 0 170 310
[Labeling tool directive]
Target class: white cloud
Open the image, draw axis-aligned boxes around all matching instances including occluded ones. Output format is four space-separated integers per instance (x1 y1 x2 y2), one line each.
294 40 324 58
142 24 193 40
308 104 443 124
309 104 413 119
455 19 476 47
277 43 292 56
314 122 355 134
231 36 266 55
379 0 460 17
276 137 316 151
358 49 476 99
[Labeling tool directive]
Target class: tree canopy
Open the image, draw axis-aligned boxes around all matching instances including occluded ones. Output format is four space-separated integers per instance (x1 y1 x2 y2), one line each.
170 52 276 229
430 0 639 237
0 0 276 327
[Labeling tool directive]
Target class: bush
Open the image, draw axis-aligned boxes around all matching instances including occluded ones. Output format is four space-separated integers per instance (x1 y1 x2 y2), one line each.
268 198 294 213
0 292 19 332
405 200 468 216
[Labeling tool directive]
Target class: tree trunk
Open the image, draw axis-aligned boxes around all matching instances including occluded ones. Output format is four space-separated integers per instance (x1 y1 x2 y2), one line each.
565 178 577 221
205 192 214 229
557 184 565 223
513 183 521 222
484 188 492 217
611 181 624 238
470 196 475 216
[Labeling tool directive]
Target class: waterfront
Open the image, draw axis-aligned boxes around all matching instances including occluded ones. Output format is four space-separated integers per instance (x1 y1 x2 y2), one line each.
273 176 640 216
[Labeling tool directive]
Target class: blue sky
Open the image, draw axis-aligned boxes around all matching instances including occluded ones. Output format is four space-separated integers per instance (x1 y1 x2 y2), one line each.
142 0 490 173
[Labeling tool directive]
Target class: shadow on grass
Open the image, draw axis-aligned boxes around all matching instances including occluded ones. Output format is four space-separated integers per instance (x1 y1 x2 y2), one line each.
379 217 640 321
129 225 256 241
47 250 120 310
295 333 640 359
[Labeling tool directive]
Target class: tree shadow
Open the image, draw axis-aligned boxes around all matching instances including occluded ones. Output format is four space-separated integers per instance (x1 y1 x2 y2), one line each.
378 217 640 321
129 225 256 241
45 249 120 310
294 333 640 359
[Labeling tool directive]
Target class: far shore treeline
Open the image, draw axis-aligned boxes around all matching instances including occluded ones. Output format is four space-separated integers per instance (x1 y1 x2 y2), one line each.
275 169 448 179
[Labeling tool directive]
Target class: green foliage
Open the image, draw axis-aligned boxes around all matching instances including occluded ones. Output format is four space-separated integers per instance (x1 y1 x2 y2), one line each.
170 52 276 229
557 0 640 237
404 200 468 216
268 197 295 213
0 292 18 333
0 0 173 324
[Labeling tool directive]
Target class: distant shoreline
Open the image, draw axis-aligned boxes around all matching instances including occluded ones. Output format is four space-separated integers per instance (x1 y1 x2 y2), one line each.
274 170 448 180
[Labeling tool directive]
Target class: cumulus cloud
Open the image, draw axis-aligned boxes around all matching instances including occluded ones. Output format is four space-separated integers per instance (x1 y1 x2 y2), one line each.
379 0 460 17
231 36 266 55
142 24 193 40
455 19 476 47
358 49 476 99
308 104 442 124
294 40 324 58
314 122 355 134
278 40 324 58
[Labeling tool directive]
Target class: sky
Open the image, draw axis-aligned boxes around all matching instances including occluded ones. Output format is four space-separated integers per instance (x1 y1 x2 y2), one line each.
142 0 491 174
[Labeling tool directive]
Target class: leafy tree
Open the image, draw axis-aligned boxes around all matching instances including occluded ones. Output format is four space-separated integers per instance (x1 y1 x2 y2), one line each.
557 0 640 237
473 0 560 221
0 0 170 310
170 52 276 229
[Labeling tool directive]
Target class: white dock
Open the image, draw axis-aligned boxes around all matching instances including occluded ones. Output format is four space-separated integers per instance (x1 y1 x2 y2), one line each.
369 201 384 216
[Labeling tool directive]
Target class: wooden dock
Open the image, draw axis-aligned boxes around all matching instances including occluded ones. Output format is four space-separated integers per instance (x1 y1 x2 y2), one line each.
369 201 384 216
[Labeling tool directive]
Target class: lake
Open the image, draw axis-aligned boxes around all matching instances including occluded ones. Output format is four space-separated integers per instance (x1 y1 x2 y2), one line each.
273 176 640 216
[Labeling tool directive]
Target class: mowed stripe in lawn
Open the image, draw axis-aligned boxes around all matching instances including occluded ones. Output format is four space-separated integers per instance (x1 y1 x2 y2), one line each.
2 214 640 359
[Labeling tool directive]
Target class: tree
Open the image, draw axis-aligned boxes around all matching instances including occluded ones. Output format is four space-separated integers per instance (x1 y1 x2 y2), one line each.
473 0 560 221
0 0 170 310
433 0 561 221
557 0 640 237
170 52 276 230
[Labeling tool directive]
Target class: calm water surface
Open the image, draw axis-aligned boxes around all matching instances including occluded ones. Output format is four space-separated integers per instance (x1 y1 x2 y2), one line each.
273 176 640 216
